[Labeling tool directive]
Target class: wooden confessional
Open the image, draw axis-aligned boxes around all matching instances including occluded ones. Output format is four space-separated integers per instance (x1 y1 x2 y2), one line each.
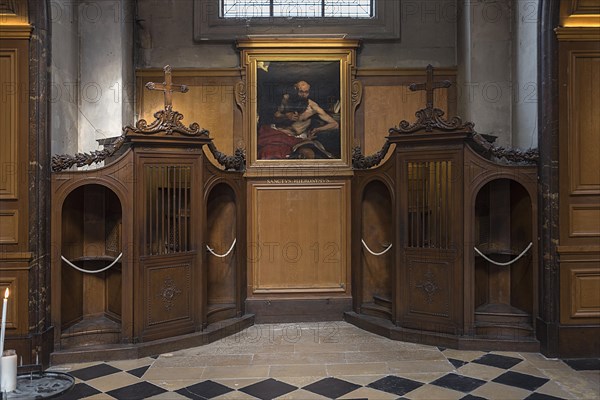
50 66 250 362
50 53 540 361
348 65 539 351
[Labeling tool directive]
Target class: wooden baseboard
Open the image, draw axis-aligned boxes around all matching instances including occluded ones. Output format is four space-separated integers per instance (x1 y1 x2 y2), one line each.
246 297 352 323
557 325 600 358
50 315 254 364
345 312 540 352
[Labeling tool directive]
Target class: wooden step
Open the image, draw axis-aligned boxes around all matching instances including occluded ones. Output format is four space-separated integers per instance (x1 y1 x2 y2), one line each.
60 314 121 350
474 322 534 338
373 294 392 309
474 303 533 338
361 302 392 321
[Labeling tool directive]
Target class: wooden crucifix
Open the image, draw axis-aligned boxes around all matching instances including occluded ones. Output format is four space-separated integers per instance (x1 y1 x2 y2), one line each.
145 65 189 110
409 64 451 110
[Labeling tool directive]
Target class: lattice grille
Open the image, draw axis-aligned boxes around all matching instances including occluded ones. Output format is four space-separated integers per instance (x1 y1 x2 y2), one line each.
407 161 453 249
144 165 192 255
222 0 372 18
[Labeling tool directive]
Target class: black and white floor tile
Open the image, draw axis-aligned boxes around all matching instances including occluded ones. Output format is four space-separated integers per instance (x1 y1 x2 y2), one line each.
48 323 599 400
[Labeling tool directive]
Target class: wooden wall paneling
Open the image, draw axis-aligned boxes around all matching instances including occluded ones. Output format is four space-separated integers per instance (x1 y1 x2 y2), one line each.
0 40 29 253
248 181 350 295
559 45 600 248
558 40 600 348
0 29 31 360
0 270 28 335
0 210 18 243
354 69 456 161
552 0 600 357
570 204 600 236
245 178 352 322
568 52 600 195
0 48 18 200
559 249 600 324
0 267 30 359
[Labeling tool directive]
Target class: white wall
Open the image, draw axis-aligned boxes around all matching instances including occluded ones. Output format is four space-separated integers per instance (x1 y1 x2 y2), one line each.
136 0 457 69
50 0 79 154
50 0 134 155
457 0 513 147
512 0 539 149
457 0 539 149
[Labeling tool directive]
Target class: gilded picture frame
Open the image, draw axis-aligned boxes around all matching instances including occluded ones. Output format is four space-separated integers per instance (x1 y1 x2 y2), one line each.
239 39 358 173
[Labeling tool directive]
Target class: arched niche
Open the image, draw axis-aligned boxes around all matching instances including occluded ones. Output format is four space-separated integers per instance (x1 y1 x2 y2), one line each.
359 179 393 320
206 183 238 324
473 178 534 338
60 184 123 348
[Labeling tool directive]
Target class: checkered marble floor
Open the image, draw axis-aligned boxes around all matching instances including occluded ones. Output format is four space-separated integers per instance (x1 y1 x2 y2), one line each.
48 322 600 400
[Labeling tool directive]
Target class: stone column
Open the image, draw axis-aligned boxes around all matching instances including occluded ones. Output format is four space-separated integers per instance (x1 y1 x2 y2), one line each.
457 0 513 147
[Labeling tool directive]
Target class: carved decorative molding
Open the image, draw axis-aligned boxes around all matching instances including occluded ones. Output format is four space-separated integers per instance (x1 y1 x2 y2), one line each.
0 0 31 38
468 133 539 165
235 80 247 108
555 27 600 41
156 277 182 312
351 79 363 114
415 270 439 304
206 142 246 171
0 0 17 14
51 135 127 172
123 108 208 136
352 141 392 170
390 108 474 134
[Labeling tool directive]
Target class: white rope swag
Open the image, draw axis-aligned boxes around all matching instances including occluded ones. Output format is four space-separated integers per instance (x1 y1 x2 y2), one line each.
61 253 123 274
361 239 393 256
207 238 237 258
474 242 533 266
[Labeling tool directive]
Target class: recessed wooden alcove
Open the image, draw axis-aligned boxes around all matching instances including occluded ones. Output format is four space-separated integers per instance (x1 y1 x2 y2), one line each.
359 180 393 321
59 184 123 349
474 179 534 339
206 183 239 324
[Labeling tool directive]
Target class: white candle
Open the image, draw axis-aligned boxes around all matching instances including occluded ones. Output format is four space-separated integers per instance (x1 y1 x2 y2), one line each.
1 350 17 392
0 288 8 359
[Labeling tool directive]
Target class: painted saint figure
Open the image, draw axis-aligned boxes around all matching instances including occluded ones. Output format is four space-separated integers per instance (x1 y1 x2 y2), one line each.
258 80 340 159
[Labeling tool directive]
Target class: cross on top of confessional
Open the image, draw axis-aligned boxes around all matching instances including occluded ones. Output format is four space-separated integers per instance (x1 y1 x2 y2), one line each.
409 64 451 110
145 65 189 110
